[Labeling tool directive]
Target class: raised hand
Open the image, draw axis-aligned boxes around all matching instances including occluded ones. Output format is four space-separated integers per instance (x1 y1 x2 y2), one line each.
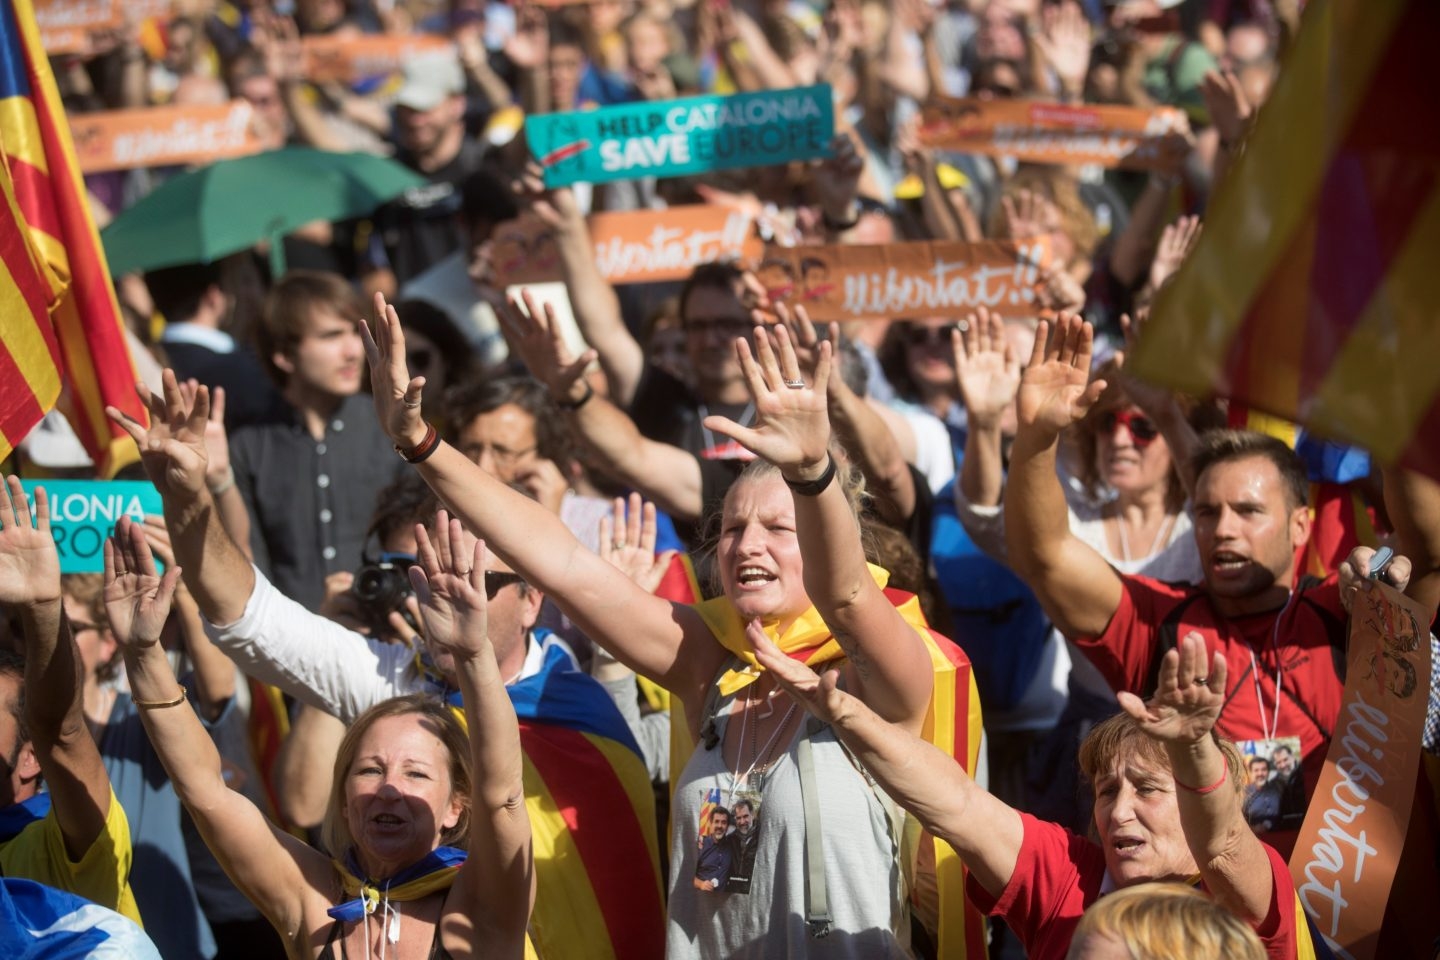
1034 0 1091 98
812 131 864 228
104 515 182 648
1114 310 1175 415
702 324 832 475
952 307 1020 429
0 477 60 608
1200 69 1252 149
359 292 428 450
598 494 678 595
1015 313 1106 437
495 289 595 405
409 513 491 663
1148 215 1202 293
106 369 210 500
511 163 583 233
1337 545 1413 613
1117 632 1226 745
504 2 549 70
1000 189 1058 244
200 384 234 491
772 302 840 392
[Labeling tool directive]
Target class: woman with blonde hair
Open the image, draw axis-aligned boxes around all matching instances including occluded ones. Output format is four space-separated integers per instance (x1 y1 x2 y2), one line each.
103 513 533 959
1067 882 1265 960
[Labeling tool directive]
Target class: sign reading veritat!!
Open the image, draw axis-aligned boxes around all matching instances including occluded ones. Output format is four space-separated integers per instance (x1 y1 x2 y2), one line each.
20 481 162 574
526 85 834 187
1290 581 1432 960
918 97 1189 172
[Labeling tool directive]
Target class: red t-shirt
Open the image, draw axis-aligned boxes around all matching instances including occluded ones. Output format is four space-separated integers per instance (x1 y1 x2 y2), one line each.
1078 575 1347 853
966 814 1303 960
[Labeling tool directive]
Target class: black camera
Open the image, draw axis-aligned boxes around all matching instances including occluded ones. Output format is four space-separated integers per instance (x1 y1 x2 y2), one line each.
351 552 419 633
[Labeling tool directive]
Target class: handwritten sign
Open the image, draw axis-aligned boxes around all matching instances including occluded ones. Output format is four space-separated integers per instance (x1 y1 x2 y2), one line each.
69 101 262 173
918 97 1188 172
19 480 162 574
1290 582 1432 960
493 206 764 286
301 35 453 84
526 84 834 187
755 240 1050 322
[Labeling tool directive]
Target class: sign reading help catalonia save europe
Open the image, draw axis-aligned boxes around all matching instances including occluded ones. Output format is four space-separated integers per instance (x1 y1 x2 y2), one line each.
526 85 834 187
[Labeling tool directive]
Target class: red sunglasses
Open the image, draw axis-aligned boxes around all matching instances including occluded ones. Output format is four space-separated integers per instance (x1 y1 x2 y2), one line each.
1100 410 1159 447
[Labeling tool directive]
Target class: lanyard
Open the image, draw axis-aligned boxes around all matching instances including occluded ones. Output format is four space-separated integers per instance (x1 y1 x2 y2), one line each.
1245 592 1295 743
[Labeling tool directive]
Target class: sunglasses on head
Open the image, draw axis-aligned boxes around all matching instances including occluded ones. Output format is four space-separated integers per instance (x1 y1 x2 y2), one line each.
1100 409 1159 447
904 323 963 347
483 571 524 599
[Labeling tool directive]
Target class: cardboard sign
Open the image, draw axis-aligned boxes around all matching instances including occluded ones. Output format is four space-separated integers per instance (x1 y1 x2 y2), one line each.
493 205 764 286
527 84 834 187
19 480 162 574
34 0 120 54
918 97 1189 172
1290 582 1432 960
756 240 1050 322
301 35 453 85
69 101 262 173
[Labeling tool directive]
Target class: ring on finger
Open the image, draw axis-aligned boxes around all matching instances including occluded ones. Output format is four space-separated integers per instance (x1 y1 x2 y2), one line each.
782 378 805 389
1193 676 1209 686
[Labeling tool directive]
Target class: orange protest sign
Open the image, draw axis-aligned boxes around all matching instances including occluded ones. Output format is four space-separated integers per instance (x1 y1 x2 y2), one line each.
493 205 764 286
34 0 119 54
1290 582 1432 959
301 35 453 84
757 240 1050 322
918 97 1189 172
68 101 263 173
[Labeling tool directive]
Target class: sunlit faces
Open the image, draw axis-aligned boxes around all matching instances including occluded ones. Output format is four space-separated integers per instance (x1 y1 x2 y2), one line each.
1096 405 1173 497
1091 756 1197 888
456 403 540 485
903 317 962 394
681 284 753 400
275 306 365 398
395 96 464 157
1190 456 1309 610
343 713 464 874
716 474 810 624
709 809 730 842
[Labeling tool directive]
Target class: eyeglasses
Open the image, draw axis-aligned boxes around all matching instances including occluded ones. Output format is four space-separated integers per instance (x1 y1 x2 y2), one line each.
483 571 524 599
903 323 963 348
1100 409 1159 447
685 316 752 339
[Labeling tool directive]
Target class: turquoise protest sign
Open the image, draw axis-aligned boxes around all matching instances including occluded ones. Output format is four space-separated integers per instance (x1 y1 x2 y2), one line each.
526 84 834 187
19 481 162 574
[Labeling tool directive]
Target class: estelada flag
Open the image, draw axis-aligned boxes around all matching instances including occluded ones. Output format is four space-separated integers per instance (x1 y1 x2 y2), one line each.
0 0 144 474
1131 0 1440 480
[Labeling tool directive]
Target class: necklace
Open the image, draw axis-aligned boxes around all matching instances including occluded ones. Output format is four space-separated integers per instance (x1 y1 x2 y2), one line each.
1116 508 1176 566
730 680 798 797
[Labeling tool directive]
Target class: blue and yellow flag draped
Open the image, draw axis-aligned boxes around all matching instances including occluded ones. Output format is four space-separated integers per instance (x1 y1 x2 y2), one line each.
673 564 988 960
442 641 664 960
0 0 143 473
1132 0 1440 482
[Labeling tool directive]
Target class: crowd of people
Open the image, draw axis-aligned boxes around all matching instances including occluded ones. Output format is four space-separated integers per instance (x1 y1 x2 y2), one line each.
5 0 1440 958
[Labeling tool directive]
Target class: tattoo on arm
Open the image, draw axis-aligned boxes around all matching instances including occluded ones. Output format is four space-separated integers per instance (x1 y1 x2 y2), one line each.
832 627 872 680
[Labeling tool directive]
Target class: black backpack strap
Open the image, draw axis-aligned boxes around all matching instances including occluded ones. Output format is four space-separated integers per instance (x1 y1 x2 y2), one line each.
1143 590 1211 698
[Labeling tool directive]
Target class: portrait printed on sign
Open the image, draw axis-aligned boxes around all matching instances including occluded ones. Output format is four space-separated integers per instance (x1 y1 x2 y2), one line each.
723 792 761 894
692 788 762 894
1238 735 1305 833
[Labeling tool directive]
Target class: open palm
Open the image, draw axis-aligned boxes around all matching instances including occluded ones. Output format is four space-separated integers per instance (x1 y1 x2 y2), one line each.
410 514 491 662
953 308 1020 426
0 478 59 607
104 515 181 647
1117 632 1226 745
1016 314 1105 435
107 371 210 499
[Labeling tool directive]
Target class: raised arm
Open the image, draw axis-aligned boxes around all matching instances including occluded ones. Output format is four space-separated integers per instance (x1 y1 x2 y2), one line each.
1118 633 1273 924
105 516 324 941
106 371 256 627
1378 468 1440 618
362 294 728 705
411 516 533 952
497 291 706 521
955 307 1021 511
752 624 1023 895
1005 316 1124 638
513 171 645 406
0 479 108 860
705 326 934 730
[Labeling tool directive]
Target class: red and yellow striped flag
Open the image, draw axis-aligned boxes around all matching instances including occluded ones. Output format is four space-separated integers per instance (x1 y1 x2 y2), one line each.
1133 0 1440 479
1 0 144 474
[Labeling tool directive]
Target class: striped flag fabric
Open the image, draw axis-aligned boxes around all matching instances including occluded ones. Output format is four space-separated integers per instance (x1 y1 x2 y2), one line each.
0 0 144 474
1131 0 1440 479
0 877 161 959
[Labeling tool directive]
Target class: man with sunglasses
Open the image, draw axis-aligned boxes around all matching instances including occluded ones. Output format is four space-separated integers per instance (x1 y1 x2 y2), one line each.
1002 316 1440 864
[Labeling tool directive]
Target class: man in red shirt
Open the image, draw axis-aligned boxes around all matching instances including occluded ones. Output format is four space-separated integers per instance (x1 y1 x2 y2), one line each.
1002 316 1437 858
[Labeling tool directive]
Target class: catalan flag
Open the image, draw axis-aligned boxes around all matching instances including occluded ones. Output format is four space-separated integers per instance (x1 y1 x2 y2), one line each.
444 642 665 960
1132 0 1440 480
677 565 988 960
0 0 143 474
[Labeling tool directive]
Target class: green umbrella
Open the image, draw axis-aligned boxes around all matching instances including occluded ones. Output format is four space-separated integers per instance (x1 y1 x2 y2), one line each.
101 147 427 277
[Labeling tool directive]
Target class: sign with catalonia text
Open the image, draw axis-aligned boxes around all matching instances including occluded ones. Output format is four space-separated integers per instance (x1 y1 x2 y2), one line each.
526 85 834 187
20 480 161 574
